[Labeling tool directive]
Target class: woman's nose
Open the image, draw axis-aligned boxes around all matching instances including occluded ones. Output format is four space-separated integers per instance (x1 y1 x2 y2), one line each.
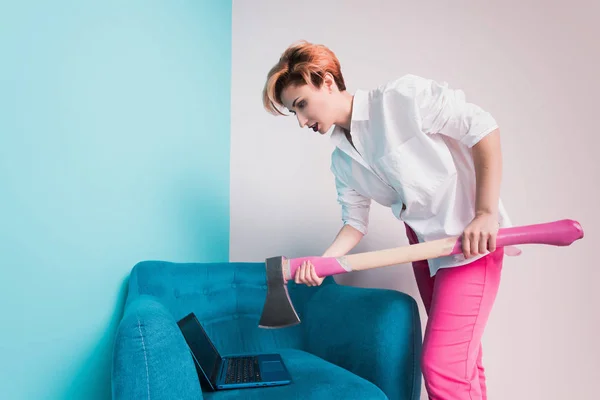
297 114 308 128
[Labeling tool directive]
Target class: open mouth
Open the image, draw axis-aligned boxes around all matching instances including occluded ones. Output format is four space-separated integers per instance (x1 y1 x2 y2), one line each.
309 123 319 132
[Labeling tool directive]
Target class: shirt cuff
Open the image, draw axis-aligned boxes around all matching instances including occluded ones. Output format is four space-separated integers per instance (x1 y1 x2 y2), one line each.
343 219 368 235
460 122 499 148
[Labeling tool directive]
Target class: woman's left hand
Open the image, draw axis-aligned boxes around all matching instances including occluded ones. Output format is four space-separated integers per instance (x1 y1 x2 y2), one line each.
462 212 499 258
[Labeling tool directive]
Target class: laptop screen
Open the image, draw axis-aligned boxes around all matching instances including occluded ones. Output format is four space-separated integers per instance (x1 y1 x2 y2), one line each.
178 313 222 380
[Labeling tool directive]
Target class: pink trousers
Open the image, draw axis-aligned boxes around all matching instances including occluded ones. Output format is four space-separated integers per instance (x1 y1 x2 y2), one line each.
405 224 504 400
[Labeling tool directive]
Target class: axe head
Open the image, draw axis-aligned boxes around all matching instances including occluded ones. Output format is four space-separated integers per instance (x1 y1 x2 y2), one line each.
259 256 300 329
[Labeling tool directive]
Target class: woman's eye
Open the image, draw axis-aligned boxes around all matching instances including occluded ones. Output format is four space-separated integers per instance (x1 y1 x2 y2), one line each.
298 100 306 109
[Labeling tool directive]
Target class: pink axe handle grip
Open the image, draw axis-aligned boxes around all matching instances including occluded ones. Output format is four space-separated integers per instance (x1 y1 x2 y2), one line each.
288 256 346 280
449 219 584 255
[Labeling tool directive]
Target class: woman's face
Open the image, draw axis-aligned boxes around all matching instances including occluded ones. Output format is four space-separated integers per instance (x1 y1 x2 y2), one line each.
280 82 337 135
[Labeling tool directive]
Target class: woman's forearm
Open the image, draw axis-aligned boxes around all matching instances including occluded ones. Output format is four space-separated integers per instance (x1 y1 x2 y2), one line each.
322 224 364 257
472 128 502 217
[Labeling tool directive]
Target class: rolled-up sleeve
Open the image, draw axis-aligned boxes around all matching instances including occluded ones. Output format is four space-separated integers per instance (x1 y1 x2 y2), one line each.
405 75 499 147
334 174 371 235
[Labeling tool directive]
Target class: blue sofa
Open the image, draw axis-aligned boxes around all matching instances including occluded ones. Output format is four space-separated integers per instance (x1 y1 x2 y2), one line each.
111 260 422 399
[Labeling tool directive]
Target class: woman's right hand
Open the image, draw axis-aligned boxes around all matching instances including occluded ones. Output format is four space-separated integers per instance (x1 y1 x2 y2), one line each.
294 260 324 286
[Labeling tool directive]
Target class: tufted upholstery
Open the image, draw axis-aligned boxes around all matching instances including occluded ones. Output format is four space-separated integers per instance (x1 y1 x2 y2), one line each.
112 260 422 399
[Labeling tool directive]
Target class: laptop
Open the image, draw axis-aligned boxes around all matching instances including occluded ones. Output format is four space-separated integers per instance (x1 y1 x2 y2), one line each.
177 312 292 391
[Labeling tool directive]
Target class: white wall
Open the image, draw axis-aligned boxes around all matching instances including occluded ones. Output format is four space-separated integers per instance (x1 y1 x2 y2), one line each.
231 1 599 398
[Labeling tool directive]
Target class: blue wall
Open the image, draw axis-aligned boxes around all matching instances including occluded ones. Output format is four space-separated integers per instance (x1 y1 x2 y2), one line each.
0 2 231 399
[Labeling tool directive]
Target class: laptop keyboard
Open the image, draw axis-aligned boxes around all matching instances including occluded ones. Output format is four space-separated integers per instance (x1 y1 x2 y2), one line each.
224 356 261 384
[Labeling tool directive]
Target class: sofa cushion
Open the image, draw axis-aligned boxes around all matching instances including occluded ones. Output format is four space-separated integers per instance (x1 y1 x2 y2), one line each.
203 348 387 399
112 296 203 399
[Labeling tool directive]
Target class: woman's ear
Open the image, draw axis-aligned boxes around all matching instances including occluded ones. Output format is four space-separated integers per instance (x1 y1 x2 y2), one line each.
323 72 336 93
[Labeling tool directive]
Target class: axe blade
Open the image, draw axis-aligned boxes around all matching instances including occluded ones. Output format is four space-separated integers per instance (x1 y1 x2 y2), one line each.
259 256 300 329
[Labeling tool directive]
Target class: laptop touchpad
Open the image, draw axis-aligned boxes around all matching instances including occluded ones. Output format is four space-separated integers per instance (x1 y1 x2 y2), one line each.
261 361 284 372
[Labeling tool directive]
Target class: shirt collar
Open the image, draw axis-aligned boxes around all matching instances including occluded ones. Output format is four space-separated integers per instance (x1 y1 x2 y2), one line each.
330 88 369 147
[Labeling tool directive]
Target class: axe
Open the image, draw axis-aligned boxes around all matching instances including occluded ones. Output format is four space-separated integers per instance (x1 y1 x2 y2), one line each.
258 219 584 329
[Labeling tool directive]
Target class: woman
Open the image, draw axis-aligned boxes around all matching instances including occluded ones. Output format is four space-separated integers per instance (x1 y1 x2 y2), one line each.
262 40 514 400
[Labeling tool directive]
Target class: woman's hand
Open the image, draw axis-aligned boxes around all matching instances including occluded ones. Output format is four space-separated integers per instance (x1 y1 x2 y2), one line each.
462 212 499 258
294 260 325 286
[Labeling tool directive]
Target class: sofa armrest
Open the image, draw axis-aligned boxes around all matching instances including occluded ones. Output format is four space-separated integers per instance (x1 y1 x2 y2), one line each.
303 284 422 400
111 295 203 400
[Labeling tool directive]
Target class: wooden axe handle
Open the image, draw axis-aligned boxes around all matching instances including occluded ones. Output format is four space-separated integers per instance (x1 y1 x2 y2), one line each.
286 219 583 279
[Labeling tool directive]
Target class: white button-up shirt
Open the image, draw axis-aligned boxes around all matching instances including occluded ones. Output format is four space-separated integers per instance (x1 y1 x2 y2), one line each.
329 74 513 276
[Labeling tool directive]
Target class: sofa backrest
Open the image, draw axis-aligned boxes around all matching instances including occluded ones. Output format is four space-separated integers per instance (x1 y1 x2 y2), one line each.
127 260 334 355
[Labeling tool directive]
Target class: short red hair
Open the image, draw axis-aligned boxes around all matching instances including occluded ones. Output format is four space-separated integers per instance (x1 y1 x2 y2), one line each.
262 40 347 115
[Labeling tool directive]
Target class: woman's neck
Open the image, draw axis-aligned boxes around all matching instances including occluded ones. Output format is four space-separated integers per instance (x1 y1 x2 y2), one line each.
335 91 355 131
